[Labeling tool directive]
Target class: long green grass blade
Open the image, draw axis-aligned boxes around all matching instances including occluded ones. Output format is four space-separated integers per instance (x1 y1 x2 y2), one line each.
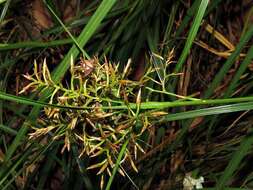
174 0 222 40
173 0 209 73
44 0 89 59
51 0 117 82
212 46 253 190
224 44 253 97
202 29 253 139
2 91 253 110
216 131 253 190
204 26 253 98
174 0 201 39
105 139 129 190
205 44 253 137
158 102 253 122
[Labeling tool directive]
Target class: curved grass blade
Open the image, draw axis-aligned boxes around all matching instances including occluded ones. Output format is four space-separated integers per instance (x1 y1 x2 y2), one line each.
205 44 253 137
213 40 253 189
202 29 253 138
224 44 253 97
216 130 253 190
204 25 253 98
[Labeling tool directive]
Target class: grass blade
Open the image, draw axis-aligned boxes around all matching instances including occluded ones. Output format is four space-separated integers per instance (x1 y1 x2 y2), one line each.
37 146 58 190
0 124 17 136
224 44 253 97
43 0 89 58
105 139 129 190
0 0 11 23
216 131 253 189
2 91 253 110
157 102 253 122
51 0 117 82
174 0 201 39
0 39 72 51
173 0 209 73
204 26 253 98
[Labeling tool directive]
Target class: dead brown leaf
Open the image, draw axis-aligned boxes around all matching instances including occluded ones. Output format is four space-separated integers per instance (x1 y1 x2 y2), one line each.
32 0 53 29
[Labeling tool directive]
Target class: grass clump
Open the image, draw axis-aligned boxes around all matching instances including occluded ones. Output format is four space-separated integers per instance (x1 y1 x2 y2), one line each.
1 0 253 189
20 55 173 188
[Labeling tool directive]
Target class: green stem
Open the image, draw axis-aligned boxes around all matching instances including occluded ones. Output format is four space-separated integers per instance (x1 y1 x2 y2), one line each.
1 91 253 110
0 39 72 51
105 139 129 190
